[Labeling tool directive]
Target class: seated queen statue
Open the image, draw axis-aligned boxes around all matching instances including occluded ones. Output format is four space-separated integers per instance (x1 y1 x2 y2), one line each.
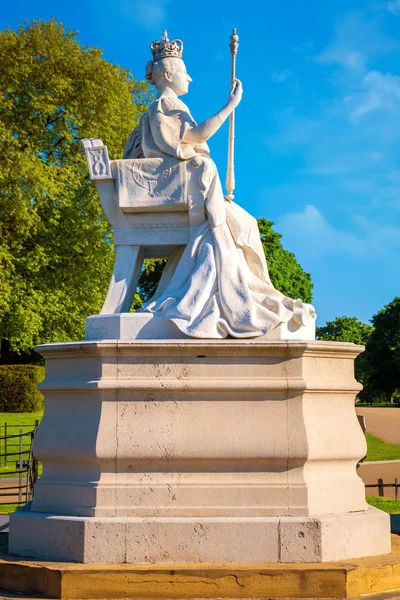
85 32 316 340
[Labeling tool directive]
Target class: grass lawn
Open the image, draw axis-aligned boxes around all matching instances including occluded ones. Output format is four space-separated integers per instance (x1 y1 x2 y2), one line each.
365 431 400 461
0 503 24 515
0 411 43 429
367 495 400 513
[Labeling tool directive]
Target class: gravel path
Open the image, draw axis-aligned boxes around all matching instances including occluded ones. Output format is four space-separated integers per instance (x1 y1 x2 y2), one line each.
356 407 400 444
0 479 26 504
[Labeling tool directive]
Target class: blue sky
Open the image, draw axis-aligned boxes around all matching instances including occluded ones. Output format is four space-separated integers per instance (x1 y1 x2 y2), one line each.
2 0 400 326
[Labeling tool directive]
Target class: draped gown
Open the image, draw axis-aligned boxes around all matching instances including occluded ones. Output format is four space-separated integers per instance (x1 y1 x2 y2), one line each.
123 92 316 339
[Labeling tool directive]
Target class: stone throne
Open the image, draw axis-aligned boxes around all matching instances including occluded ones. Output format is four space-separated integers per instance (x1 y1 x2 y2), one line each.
82 137 207 309
82 138 208 338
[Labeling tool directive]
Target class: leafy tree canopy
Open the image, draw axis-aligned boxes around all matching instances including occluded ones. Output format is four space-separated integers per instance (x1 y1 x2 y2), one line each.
316 316 373 345
0 19 150 355
257 218 313 304
363 297 400 399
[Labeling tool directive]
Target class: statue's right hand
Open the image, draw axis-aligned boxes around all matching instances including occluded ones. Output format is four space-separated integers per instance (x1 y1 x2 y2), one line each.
228 78 243 109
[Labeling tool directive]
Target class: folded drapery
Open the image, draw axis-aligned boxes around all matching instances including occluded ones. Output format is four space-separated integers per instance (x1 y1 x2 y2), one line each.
142 200 316 339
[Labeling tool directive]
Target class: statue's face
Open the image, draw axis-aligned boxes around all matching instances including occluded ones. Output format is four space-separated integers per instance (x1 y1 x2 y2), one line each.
165 60 192 96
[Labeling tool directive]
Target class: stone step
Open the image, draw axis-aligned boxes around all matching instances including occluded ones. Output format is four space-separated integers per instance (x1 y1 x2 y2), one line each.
0 536 400 599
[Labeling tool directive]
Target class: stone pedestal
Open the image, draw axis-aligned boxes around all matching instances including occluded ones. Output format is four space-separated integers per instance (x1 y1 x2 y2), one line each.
9 339 391 563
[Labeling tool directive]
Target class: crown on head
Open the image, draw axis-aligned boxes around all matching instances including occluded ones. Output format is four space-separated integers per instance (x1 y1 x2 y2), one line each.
150 30 183 61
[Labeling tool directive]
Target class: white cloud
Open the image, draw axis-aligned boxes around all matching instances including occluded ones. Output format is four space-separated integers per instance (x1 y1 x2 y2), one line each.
277 206 364 259
275 202 400 324
387 0 400 14
277 205 400 261
315 12 398 72
318 48 366 72
120 0 170 30
346 70 400 120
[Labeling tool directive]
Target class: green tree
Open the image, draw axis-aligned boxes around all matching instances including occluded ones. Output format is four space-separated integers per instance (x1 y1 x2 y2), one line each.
258 218 313 303
363 298 400 402
316 316 373 387
136 219 314 306
316 316 373 345
0 19 150 356
137 259 167 304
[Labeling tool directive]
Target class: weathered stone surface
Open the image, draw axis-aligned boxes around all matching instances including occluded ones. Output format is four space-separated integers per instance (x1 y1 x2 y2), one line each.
9 339 391 563
9 505 390 564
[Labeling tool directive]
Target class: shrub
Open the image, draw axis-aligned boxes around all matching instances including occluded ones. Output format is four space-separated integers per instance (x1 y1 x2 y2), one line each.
0 366 45 412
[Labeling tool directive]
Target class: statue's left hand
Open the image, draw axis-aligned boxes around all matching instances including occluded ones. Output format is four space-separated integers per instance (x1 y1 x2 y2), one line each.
228 79 243 110
184 78 243 145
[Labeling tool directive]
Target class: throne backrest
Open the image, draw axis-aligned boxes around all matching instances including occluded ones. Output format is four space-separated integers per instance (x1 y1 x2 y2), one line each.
82 138 189 213
81 138 207 250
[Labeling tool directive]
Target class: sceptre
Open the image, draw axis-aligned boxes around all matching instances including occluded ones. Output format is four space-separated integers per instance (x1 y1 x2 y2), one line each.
225 28 239 202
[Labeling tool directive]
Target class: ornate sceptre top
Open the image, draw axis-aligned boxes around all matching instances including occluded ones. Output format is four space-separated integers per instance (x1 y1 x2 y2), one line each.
225 28 239 202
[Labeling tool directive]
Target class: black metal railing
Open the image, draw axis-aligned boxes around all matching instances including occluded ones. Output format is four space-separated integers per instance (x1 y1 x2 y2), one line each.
0 423 39 505
366 478 400 500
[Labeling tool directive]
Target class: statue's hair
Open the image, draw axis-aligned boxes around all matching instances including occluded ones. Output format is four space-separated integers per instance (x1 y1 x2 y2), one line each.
145 57 183 86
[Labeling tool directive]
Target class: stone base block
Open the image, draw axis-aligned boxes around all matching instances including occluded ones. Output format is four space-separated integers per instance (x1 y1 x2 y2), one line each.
2 534 400 599
9 504 390 564
84 312 315 341
84 312 184 340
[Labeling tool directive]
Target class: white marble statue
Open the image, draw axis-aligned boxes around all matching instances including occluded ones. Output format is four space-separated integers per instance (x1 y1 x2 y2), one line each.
82 32 316 340
120 32 316 338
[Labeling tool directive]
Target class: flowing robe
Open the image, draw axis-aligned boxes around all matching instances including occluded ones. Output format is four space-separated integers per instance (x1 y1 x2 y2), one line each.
124 93 316 338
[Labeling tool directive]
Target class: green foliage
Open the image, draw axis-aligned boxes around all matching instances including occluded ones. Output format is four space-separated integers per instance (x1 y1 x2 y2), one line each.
0 19 150 353
317 305 400 403
0 503 26 514
0 365 45 411
316 316 373 345
0 410 43 427
257 218 313 303
137 259 167 305
363 297 400 401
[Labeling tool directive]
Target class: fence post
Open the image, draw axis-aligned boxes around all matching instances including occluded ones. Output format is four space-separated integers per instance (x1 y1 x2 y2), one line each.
18 428 23 504
378 478 384 497
4 422 7 467
395 478 399 502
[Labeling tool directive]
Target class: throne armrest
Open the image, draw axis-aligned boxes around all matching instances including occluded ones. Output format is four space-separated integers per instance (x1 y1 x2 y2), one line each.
81 138 112 180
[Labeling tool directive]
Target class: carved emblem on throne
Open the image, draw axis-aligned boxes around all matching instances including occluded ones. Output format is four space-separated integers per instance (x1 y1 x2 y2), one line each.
130 161 173 197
